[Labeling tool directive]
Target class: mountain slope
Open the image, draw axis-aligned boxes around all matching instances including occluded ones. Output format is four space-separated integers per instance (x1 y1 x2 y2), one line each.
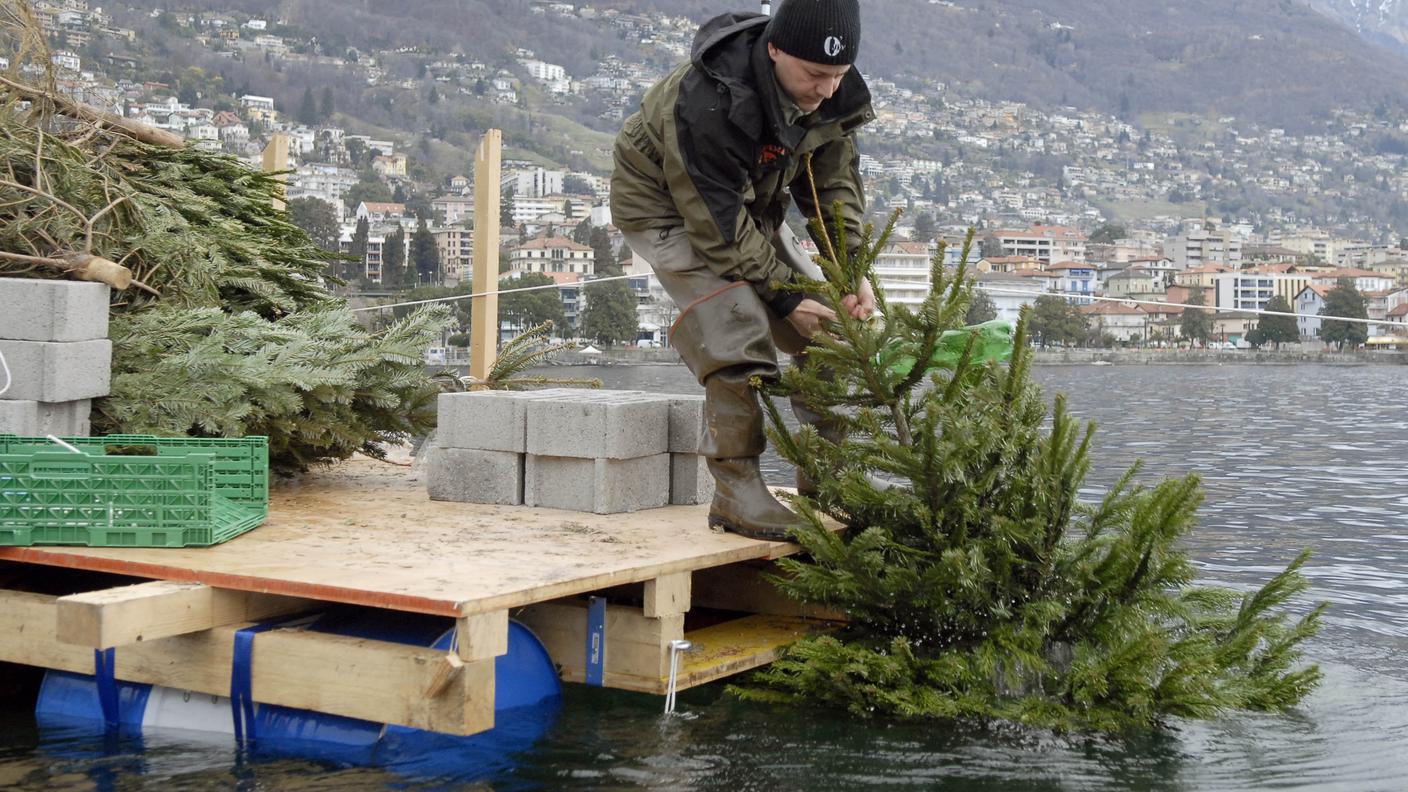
640 0 1408 129
1309 0 1408 51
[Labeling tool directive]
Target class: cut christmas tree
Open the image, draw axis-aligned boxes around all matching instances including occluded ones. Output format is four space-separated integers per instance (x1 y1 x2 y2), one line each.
738 195 1325 731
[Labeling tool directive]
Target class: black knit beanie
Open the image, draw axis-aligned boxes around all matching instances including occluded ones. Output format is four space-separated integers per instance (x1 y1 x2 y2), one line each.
767 0 861 66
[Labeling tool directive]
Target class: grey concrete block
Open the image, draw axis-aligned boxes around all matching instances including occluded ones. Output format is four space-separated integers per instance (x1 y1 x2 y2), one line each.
0 279 109 342
670 453 715 506
524 452 671 514
665 394 705 453
426 446 523 505
0 339 111 402
0 400 38 436
0 400 90 437
526 396 668 459
437 388 602 451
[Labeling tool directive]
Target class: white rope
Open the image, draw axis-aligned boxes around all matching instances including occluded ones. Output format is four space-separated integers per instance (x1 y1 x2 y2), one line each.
663 638 692 715
350 273 637 313
0 347 10 397
974 285 1394 329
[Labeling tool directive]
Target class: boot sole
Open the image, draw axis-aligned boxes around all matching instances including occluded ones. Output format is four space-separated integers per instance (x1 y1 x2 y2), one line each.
707 513 792 542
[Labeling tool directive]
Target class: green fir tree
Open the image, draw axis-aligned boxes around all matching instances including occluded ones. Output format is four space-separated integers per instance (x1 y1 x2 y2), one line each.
733 197 1326 732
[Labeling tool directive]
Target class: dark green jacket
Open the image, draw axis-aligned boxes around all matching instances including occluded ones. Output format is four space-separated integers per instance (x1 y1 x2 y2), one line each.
610 12 874 315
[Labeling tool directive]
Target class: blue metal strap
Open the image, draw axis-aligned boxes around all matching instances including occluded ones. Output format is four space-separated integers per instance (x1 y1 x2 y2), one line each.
93 648 119 728
584 596 606 687
230 614 307 743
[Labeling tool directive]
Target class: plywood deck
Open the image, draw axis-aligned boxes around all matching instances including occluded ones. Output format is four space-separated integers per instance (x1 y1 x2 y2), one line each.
0 459 802 618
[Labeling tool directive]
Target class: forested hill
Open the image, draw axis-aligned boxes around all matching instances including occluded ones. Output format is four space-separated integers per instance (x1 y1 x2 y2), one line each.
127 0 1408 130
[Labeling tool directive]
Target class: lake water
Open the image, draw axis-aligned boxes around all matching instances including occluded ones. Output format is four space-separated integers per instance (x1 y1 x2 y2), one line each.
2 364 1406 790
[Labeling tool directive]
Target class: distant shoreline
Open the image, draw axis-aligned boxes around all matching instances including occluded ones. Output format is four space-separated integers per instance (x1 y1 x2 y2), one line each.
523 348 1406 367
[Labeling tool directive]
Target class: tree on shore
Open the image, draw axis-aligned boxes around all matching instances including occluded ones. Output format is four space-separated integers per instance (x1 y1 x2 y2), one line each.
580 279 637 345
1180 287 1213 344
381 225 406 288
964 288 998 325
1319 278 1369 350
1247 295 1299 349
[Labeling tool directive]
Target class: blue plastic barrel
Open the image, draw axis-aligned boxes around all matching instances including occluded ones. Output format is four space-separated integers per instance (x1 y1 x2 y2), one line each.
35 608 562 781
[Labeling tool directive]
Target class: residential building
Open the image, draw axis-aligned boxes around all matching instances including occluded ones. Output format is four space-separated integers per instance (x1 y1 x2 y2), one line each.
976 255 1039 274
1105 266 1164 298
872 241 931 307
356 202 410 224
434 227 474 284
1079 300 1148 343
372 154 407 179
1211 311 1258 345
508 236 595 275
1045 261 1098 304
1293 285 1329 338
1164 229 1243 269
505 168 564 198
971 271 1047 322
288 164 358 215
994 225 1086 264
1310 268 1396 294
431 196 475 226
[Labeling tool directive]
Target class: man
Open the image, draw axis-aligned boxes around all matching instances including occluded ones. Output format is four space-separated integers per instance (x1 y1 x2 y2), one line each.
610 0 875 540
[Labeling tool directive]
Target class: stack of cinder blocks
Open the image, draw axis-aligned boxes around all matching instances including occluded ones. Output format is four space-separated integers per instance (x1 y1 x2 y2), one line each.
0 279 110 437
429 388 713 513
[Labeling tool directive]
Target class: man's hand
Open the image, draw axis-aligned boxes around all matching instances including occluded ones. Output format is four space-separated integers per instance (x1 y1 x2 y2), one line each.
786 298 837 339
841 277 876 320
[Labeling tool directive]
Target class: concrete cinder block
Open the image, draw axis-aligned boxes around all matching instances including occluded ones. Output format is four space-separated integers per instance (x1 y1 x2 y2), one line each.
524 453 671 514
437 388 606 452
526 396 668 459
665 394 705 453
0 279 109 342
426 446 524 505
670 453 714 506
0 400 89 437
0 339 111 402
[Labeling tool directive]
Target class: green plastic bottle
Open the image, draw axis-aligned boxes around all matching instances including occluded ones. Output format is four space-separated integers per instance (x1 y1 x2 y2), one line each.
884 319 1016 378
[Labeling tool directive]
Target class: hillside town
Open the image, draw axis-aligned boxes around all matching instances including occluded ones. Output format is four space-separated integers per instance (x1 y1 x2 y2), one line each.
20 0 1408 351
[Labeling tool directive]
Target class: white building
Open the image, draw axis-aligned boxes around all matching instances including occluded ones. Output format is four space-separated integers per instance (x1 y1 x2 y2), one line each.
508 236 594 275
505 168 564 199
873 241 932 307
972 271 1047 323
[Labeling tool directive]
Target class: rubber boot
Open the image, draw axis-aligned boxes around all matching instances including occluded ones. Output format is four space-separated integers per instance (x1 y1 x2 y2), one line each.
700 371 805 541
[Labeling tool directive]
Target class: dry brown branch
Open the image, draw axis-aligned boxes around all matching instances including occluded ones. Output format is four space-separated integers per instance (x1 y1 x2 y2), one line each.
0 75 185 149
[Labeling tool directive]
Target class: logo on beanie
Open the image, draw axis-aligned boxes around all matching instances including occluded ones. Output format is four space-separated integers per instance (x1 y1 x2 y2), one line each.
823 36 845 58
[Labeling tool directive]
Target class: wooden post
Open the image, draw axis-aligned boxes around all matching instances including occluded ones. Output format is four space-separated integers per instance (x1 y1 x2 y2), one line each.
261 133 290 212
470 130 502 381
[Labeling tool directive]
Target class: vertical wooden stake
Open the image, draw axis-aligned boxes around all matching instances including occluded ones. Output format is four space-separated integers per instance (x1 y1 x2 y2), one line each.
471 130 502 382
261 133 290 212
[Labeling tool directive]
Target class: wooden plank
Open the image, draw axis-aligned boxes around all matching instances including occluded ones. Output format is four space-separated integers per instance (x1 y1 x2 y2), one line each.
470 129 501 381
0 589 494 736
517 600 684 687
525 613 832 694
455 610 508 661
674 614 830 689
692 562 847 621
643 572 691 618
0 460 814 618
55 581 314 649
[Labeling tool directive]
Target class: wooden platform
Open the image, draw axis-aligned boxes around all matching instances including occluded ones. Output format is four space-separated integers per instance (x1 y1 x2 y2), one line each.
0 460 840 736
0 460 801 617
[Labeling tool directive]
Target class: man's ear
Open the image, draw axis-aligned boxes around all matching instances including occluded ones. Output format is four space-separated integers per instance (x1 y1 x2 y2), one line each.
767 42 779 62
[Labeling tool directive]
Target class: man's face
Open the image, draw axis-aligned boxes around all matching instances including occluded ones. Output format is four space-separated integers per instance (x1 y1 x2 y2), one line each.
767 43 851 114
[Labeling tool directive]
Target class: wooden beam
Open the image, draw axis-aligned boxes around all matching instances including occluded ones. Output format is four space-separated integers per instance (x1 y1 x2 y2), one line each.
55 581 314 649
517 599 684 691
2 589 494 736
455 610 508 661
470 129 502 382
643 572 691 618
262 133 290 212
692 562 847 621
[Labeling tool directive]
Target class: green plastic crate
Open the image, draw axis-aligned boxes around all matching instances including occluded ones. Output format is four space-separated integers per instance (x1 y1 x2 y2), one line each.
0 434 269 548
